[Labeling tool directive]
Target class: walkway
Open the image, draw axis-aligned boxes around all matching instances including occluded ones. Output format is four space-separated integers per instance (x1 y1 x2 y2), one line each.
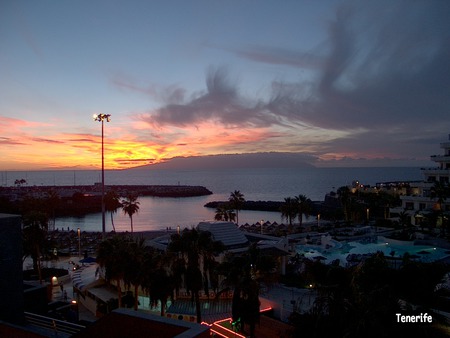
38 256 98 322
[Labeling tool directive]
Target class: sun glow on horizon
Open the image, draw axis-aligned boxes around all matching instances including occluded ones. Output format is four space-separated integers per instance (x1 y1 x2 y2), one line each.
0 112 429 171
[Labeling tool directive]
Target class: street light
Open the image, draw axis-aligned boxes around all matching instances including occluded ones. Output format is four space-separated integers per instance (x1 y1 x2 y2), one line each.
93 113 111 237
77 228 81 259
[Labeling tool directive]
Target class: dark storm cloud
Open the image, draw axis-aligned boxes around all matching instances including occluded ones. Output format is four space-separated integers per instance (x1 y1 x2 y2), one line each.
226 1 450 133
144 66 287 128
143 0 450 163
304 0 450 131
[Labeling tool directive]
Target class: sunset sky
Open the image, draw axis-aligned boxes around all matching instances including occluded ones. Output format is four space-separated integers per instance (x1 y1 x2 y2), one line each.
1 0 449 170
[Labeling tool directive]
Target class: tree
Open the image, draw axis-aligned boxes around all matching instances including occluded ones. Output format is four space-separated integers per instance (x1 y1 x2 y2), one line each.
218 246 262 337
198 231 226 298
147 250 174 317
97 235 130 308
14 178 27 187
123 237 147 311
214 203 236 222
105 190 121 232
229 190 245 225
430 181 449 210
430 181 449 233
337 186 352 223
121 194 140 233
167 228 224 323
44 189 60 231
280 197 298 232
295 194 312 227
22 211 49 284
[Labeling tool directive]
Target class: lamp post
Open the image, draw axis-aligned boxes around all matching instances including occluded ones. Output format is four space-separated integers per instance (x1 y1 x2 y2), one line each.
93 113 111 237
77 228 81 259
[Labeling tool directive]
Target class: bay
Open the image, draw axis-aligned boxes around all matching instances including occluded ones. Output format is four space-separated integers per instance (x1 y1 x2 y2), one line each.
2 167 423 232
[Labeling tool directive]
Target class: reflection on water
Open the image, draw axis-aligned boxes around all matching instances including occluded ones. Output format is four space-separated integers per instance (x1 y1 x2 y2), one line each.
12 166 421 232
56 195 284 232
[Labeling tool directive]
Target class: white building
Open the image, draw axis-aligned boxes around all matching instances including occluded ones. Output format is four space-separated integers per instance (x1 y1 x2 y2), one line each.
398 134 450 225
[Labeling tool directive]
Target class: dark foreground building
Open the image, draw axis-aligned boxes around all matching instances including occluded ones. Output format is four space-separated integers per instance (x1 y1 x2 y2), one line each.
0 213 24 325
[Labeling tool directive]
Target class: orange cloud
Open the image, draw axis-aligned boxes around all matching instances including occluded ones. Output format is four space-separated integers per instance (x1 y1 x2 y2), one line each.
0 113 349 170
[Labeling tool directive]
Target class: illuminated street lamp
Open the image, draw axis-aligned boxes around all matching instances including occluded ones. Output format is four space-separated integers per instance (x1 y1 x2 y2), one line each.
93 113 111 237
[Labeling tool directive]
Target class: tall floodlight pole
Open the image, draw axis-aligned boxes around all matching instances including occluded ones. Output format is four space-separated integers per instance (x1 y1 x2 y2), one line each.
93 113 111 237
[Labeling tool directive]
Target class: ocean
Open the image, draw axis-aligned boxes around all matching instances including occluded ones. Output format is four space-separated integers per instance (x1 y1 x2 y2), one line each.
2 167 423 232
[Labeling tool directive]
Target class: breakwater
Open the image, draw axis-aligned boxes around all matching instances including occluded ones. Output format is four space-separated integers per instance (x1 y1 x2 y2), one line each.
204 200 330 216
0 184 212 198
204 200 283 212
0 184 212 216
107 184 212 197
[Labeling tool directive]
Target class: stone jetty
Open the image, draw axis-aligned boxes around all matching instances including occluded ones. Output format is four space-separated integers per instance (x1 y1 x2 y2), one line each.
0 184 212 216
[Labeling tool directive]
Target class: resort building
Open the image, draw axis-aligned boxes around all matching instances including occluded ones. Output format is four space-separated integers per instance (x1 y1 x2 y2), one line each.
396 134 450 226
70 222 291 329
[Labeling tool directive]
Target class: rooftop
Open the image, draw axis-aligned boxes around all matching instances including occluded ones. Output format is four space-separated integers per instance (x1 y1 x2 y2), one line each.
197 221 249 249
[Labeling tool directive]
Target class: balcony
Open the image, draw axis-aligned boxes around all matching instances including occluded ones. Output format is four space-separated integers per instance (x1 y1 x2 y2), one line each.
430 155 450 163
422 168 450 176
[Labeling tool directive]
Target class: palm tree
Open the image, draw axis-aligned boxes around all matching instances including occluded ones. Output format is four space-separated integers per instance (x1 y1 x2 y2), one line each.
229 190 245 225
198 230 226 298
295 194 312 228
22 211 49 284
337 186 352 223
166 251 186 300
280 197 298 232
430 181 449 209
214 203 236 222
167 228 224 323
121 194 140 233
218 245 261 337
97 235 130 308
398 209 410 228
44 189 60 231
430 181 449 234
168 230 203 323
143 251 174 317
123 237 147 310
105 190 121 232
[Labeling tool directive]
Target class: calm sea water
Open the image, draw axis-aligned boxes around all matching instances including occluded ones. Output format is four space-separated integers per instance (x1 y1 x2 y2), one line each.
2 167 422 232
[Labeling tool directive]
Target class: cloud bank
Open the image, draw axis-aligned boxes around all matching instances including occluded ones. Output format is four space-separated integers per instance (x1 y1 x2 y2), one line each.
131 0 450 164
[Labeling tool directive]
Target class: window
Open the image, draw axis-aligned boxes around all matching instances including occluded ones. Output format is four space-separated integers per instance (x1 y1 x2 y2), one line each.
405 202 414 210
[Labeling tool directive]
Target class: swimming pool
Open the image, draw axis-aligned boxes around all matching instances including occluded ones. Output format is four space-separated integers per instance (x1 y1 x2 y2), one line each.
296 236 450 265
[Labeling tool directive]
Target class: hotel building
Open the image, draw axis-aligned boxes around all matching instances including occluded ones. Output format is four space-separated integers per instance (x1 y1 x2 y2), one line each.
399 134 450 225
